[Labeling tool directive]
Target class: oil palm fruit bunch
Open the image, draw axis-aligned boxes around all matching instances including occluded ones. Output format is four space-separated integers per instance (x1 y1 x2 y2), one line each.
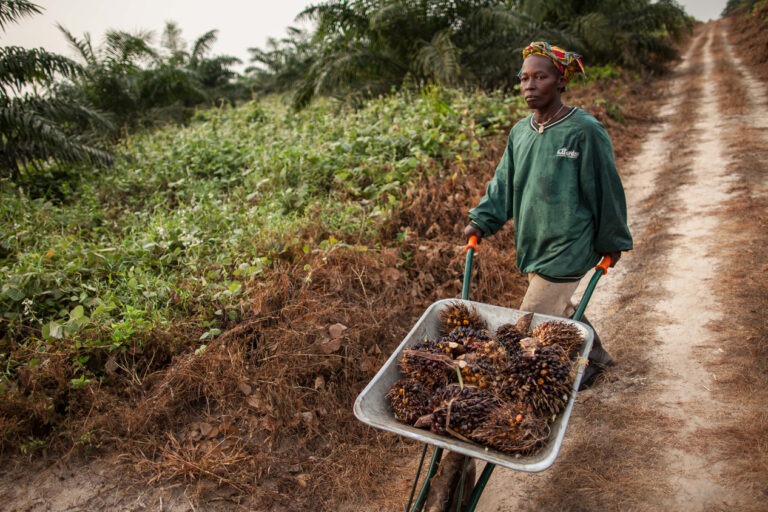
439 302 487 335
532 321 584 357
495 323 526 354
457 341 508 390
387 379 433 425
400 338 455 386
443 326 492 350
470 404 550 454
500 342 574 417
418 385 495 438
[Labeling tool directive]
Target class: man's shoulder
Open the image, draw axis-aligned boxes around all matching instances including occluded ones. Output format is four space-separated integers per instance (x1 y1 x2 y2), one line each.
570 108 604 128
570 108 611 142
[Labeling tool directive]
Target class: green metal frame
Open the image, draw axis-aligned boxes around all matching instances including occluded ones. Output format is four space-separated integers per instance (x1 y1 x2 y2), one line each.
406 243 608 512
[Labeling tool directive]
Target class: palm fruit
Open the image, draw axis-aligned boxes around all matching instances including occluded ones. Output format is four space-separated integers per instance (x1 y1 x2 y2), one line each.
420 385 495 438
400 338 455 386
495 323 526 354
443 326 492 350
387 379 433 425
500 342 574 417
439 302 487 335
532 320 584 357
470 404 550 454
457 340 507 390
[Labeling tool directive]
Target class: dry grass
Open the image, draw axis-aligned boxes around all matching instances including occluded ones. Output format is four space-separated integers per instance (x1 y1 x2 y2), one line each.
725 3 768 93
697 21 768 507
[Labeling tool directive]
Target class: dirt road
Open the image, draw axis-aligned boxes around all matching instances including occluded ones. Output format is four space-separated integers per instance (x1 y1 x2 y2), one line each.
478 20 768 511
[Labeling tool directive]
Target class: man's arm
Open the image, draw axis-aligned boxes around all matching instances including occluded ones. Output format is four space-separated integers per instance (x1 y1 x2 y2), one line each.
466 139 514 239
581 125 633 260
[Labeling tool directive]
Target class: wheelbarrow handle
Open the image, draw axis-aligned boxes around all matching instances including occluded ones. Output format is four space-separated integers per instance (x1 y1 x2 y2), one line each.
461 236 478 300
464 235 478 253
572 254 612 322
595 254 612 274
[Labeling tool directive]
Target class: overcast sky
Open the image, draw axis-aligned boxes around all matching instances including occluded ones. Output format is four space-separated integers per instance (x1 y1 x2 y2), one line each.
2 0 728 72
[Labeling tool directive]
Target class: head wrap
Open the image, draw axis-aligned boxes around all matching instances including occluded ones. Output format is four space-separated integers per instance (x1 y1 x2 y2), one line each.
520 41 585 83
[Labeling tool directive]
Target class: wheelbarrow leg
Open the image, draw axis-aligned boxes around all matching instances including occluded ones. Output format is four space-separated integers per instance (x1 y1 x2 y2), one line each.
464 463 496 512
410 447 444 512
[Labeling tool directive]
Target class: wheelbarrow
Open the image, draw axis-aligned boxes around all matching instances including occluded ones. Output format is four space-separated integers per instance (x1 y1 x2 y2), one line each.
353 236 613 511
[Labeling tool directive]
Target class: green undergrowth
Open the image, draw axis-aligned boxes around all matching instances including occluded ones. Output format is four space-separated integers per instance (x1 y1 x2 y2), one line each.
1 87 525 389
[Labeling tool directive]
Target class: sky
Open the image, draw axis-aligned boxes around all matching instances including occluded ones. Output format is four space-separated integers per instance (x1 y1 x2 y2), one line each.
2 0 728 72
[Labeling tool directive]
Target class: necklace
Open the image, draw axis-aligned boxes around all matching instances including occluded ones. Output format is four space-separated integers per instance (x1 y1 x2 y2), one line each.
537 103 567 134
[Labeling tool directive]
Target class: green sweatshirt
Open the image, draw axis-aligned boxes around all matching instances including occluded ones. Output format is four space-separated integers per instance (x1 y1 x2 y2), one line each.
469 107 633 279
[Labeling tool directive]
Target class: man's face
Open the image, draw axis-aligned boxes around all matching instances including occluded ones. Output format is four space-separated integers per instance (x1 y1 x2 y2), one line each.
519 55 567 110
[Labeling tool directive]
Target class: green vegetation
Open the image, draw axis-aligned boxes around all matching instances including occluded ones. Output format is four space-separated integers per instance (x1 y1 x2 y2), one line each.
0 0 113 177
1 0 248 177
249 0 692 108
722 0 767 16
55 20 248 132
0 87 524 375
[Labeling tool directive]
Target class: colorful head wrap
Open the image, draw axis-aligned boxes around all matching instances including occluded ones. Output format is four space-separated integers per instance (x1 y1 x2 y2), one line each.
520 41 585 83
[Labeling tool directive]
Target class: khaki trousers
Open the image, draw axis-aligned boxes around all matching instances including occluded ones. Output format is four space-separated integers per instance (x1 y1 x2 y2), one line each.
519 273 613 365
519 273 581 318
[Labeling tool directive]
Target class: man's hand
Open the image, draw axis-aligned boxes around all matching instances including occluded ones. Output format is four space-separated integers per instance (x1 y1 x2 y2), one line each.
606 251 622 267
464 224 483 242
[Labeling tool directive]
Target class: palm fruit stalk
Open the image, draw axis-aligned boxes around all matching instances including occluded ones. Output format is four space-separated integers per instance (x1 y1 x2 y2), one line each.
470 404 551 455
386 379 433 425
439 302 487 335
532 320 584 357
500 341 574 417
415 385 495 440
515 312 534 335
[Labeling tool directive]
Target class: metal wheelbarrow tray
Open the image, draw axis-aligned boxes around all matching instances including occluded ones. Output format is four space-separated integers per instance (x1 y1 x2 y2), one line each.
354 298 594 472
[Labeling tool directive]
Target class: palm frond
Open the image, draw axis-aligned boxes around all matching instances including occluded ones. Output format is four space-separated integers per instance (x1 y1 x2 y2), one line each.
57 23 97 65
0 94 114 175
416 30 461 86
103 29 157 66
0 0 41 31
0 46 81 97
191 29 218 62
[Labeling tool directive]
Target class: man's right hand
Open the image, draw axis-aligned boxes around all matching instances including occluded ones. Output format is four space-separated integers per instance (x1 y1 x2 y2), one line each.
463 224 483 242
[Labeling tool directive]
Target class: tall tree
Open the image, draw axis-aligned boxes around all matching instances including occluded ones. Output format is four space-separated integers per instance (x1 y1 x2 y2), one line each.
0 0 113 178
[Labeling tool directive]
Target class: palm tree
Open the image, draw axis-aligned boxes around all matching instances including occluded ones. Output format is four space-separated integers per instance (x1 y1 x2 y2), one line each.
0 0 113 178
518 0 691 73
249 0 691 109
59 21 245 128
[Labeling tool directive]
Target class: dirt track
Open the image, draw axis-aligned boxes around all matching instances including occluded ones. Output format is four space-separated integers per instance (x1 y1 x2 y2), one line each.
478 20 768 512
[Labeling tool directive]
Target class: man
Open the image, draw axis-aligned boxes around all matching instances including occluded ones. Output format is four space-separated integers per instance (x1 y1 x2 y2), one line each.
425 42 633 512
464 41 633 389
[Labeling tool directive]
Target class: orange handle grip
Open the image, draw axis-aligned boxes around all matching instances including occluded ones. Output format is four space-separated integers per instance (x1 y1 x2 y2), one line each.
465 235 478 253
596 254 612 274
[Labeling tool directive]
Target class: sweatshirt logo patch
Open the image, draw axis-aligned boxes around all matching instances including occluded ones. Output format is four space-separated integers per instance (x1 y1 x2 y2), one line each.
557 147 579 159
